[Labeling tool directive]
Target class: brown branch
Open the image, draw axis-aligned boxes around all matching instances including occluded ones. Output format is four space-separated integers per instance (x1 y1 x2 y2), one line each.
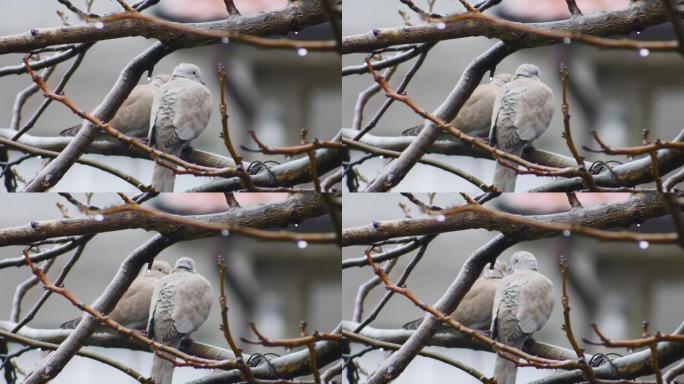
217 255 256 383
217 62 256 191
0 137 153 192
584 325 684 348
565 0 582 16
10 66 56 131
342 1 675 54
343 330 494 383
343 137 496 192
245 131 343 155
223 0 240 16
0 329 149 383
559 256 597 382
351 66 397 131
342 193 677 246
560 64 597 191
663 0 684 57
586 131 684 156
242 323 342 347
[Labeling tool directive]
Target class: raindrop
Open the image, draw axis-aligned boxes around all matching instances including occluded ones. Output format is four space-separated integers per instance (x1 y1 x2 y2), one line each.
436 214 446 222
294 31 299 35
221 229 230 237
638 48 650 57
94 214 104 222
636 223 641 228
638 240 649 249
146 76 151 81
436 22 446 30
297 48 308 57
221 37 230 44
489 76 493 81
297 240 308 249
294 223 299 228
562 229 571 237
563 37 572 45
379 155 384 159
636 31 641 35
95 21 104 29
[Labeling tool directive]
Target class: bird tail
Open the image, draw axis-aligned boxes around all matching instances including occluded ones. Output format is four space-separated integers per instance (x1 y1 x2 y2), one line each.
493 161 517 192
151 353 175 384
401 125 423 136
59 317 81 329
151 163 176 192
493 354 517 384
59 124 81 137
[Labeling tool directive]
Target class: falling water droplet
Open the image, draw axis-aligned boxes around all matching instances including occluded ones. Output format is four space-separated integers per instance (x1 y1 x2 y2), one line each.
147 76 151 81
297 48 308 57
95 21 104 29
563 37 572 45
436 22 446 30
221 37 230 44
436 215 446 222
94 214 104 222
636 31 641 35
294 223 299 228
638 241 649 249
294 31 299 35
297 240 308 249
221 229 230 236
562 229 571 237
639 48 650 57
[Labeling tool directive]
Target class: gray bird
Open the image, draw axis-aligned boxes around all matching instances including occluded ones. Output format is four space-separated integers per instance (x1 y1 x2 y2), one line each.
60 260 172 330
489 64 554 192
148 257 213 384
60 74 171 139
402 73 512 140
491 251 555 384
403 260 508 331
148 63 213 192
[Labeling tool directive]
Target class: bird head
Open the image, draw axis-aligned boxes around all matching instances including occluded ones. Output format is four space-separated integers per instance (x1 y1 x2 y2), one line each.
484 259 509 278
150 74 171 87
510 251 538 271
152 260 172 274
172 63 205 85
491 73 513 86
513 64 541 80
174 257 197 273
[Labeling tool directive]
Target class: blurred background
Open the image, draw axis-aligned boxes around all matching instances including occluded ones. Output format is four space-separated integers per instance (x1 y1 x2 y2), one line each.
0 193 341 383
0 0 340 192
342 0 684 192
342 193 684 383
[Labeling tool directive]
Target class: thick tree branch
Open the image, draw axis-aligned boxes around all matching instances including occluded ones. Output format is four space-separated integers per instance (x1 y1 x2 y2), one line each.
0 1 331 54
342 1 675 53
343 193 673 246
0 193 329 246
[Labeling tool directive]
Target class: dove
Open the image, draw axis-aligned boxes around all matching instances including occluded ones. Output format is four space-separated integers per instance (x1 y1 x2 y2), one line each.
491 251 555 384
148 63 213 192
60 260 172 330
489 64 554 192
60 74 170 140
148 257 213 384
403 260 508 332
401 73 512 140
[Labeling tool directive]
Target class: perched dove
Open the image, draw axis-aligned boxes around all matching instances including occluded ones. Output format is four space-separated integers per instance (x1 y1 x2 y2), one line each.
489 64 554 192
402 73 512 140
403 260 508 331
60 74 171 140
491 251 555 384
60 260 172 330
148 257 213 384
148 63 213 192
